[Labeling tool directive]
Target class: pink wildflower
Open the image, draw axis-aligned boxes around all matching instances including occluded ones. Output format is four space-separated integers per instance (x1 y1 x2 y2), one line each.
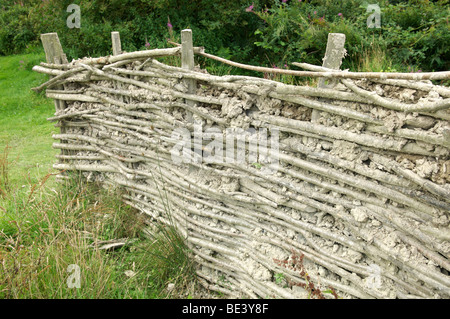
338 13 343 17
245 3 254 12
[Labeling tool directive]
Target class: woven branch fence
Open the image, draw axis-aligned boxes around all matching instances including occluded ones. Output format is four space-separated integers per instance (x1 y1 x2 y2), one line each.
33 31 450 299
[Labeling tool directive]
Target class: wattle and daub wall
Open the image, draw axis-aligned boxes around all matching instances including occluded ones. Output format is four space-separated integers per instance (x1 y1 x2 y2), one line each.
33 32 450 299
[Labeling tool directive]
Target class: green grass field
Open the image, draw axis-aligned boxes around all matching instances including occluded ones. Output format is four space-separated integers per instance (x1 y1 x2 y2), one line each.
0 50 198 299
0 49 57 187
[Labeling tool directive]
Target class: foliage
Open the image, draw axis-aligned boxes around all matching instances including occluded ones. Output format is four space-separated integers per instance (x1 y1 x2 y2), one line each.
251 0 449 72
1 0 268 63
0 0 448 71
0 3 36 55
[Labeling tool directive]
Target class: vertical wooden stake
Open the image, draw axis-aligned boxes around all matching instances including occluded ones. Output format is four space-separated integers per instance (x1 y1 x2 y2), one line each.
181 29 195 72
181 29 197 102
111 31 122 56
40 33 68 113
40 32 70 165
312 33 346 122
111 32 124 102
181 29 199 162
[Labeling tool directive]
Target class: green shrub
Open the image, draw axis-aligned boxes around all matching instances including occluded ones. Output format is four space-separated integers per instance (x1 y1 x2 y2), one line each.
251 0 449 72
0 4 36 55
23 0 269 62
0 0 448 72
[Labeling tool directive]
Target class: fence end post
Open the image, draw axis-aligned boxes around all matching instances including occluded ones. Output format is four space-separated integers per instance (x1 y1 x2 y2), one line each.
181 29 197 123
312 32 346 122
111 31 122 56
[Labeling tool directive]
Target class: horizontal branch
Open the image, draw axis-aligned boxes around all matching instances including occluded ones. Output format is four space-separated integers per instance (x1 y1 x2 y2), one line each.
342 79 450 113
291 62 450 81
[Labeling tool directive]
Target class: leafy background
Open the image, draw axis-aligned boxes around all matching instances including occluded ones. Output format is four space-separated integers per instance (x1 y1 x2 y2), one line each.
0 0 449 72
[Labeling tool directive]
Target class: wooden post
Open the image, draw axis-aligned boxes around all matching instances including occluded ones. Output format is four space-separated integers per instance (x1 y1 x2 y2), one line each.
111 32 124 102
40 33 70 165
41 33 68 112
181 29 197 112
181 29 195 73
181 29 200 163
111 31 122 56
312 33 346 122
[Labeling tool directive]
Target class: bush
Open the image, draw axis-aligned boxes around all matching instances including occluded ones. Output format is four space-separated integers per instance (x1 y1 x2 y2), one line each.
250 0 449 72
18 0 269 62
0 0 448 72
0 4 36 55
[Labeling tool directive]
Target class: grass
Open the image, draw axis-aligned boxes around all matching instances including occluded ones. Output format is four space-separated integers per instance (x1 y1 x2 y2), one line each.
0 47 57 188
351 40 398 73
0 49 199 299
0 169 198 298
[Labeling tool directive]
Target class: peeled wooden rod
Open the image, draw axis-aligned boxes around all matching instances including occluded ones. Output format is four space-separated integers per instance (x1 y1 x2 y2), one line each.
47 108 102 121
78 63 223 105
32 66 85 92
290 61 450 81
281 139 415 189
195 51 450 80
32 65 63 76
365 124 450 148
45 92 100 103
370 78 450 98
251 113 436 156
293 62 450 112
342 78 450 113
107 46 202 64
370 153 450 202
